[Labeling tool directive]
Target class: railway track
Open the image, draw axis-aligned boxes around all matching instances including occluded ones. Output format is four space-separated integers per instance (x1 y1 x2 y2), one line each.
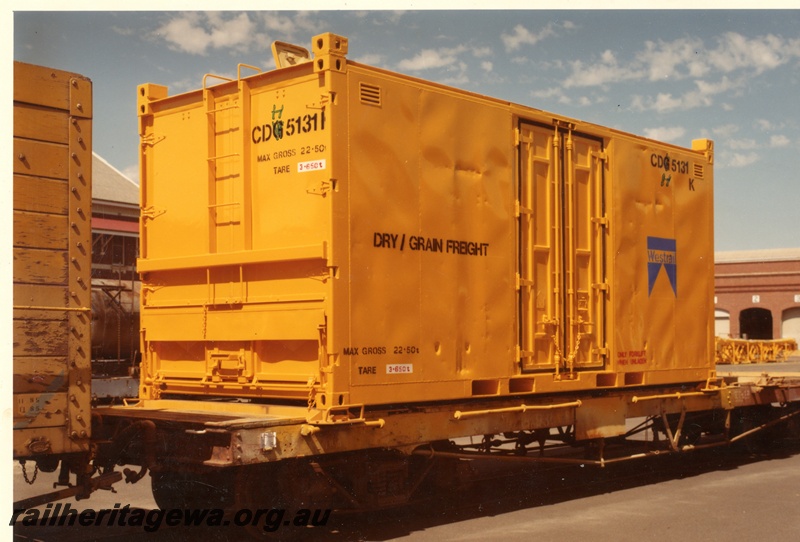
13 435 800 541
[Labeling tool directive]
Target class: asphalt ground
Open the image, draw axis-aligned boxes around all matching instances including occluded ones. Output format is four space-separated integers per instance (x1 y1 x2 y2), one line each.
11 439 800 542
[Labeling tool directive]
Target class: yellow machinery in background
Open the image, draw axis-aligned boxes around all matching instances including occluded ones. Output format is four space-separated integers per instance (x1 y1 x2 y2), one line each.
715 337 798 364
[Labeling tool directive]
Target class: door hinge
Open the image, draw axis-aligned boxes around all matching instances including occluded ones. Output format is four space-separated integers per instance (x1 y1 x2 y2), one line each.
591 150 608 161
141 206 166 220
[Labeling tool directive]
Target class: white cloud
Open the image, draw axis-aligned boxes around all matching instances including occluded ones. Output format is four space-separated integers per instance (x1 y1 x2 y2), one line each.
632 92 682 113
365 11 407 26
561 31 800 117
257 11 321 39
154 12 259 55
756 119 774 131
152 12 323 56
564 50 639 88
472 47 492 59
259 12 297 35
397 45 467 71
694 76 737 96
755 119 788 133
111 25 135 37
631 76 738 112
633 32 800 83
713 124 739 138
156 13 215 55
728 138 758 150
206 12 255 50
770 134 791 148
707 32 798 74
643 126 686 142
354 53 385 66
652 92 685 112
726 152 760 168
395 43 494 80
501 23 558 52
638 37 707 81
531 86 569 101
440 61 470 86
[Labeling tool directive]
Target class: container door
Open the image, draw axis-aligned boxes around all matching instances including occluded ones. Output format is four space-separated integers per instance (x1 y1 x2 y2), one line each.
518 121 606 373
518 122 560 370
563 131 606 369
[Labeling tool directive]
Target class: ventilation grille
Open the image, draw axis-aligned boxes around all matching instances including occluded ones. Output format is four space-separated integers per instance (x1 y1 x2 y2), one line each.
359 82 382 107
694 163 705 179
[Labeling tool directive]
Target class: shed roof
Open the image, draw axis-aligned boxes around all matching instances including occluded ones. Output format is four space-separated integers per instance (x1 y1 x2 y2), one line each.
93 152 138 205
715 248 800 263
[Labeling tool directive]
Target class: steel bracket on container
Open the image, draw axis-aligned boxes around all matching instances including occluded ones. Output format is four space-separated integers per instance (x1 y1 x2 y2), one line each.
313 54 347 74
141 206 166 221
307 94 333 110
140 134 166 148
137 84 168 118
307 178 334 196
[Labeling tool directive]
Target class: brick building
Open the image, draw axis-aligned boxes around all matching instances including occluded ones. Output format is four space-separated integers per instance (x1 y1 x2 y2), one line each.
714 248 800 343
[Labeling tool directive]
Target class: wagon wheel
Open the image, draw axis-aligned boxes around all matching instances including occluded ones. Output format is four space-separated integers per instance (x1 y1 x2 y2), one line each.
229 461 340 539
150 468 237 510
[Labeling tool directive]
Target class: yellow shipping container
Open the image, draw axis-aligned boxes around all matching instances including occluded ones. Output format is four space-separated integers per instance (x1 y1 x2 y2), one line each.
137 34 714 421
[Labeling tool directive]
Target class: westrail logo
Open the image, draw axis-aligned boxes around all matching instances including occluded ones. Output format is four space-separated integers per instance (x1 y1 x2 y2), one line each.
647 236 677 296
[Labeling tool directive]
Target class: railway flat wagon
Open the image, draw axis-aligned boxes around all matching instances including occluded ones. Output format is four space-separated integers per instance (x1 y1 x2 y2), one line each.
13 62 93 465
76 34 798 515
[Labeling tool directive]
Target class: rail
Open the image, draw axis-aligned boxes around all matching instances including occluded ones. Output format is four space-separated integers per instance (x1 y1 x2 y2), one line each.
453 400 582 420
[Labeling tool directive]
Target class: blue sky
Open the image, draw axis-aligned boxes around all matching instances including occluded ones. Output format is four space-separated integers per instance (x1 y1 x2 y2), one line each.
9 7 800 251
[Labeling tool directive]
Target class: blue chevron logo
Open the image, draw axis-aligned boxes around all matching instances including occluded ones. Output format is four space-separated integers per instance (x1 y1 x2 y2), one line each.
647 236 677 296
